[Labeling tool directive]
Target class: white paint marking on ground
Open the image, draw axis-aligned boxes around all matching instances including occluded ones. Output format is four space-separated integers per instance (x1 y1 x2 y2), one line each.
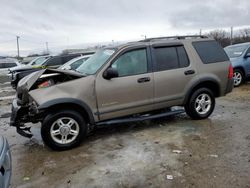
0 95 15 100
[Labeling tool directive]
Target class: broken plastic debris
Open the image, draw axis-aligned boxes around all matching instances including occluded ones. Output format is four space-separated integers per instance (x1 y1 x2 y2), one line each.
209 154 218 158
23 177 30 181
166 175 174 180
172 150 182 154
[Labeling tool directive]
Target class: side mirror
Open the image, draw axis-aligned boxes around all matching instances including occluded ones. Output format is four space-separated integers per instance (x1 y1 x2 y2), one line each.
244 52 250 58
103 67 118 80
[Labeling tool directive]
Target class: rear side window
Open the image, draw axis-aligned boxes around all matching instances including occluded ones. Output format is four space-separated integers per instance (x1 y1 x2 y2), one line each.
193 41 229 64
177 46 189 68
154 46 189 71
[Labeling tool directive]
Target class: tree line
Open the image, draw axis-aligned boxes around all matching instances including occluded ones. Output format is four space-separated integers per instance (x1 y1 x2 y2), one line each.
207 28 250 47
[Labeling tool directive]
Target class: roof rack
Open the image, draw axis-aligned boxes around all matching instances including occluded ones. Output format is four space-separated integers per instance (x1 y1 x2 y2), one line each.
139 35 209 42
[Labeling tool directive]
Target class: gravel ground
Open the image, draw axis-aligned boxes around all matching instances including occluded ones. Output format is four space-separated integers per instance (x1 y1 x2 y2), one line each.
0 76 250 188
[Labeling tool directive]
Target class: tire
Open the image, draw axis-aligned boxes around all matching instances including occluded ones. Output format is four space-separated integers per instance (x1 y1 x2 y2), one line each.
185 88 215 120
233 69 244 87
41 110 87 151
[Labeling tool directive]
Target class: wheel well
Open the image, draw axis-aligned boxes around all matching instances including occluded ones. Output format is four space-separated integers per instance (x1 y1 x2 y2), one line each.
185 81 220 104
46 103 91 124
234 67 245 77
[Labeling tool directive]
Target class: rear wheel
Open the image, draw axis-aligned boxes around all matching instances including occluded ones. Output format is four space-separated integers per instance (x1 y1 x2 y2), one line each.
41 110 87 150
185 88 215 120
233 69 244 87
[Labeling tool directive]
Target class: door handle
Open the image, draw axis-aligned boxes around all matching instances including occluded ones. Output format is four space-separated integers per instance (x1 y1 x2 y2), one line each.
137 77 151 83
184 70 195 75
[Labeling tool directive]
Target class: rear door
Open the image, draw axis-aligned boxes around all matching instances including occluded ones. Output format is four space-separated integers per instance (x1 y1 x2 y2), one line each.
151 43 196 109
96 47 154 121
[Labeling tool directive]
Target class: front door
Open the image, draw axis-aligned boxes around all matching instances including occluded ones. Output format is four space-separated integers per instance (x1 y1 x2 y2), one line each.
95 47 154 121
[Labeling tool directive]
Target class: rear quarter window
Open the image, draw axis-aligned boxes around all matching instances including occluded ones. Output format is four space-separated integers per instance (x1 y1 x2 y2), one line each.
192 41 229 64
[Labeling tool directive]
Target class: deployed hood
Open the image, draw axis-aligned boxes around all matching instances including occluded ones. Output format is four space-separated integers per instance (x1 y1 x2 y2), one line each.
16 69 84 105
17 69 83 92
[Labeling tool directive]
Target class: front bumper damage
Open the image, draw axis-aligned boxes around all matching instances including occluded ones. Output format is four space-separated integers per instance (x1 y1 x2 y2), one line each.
10 99 42 138
10 99 32 138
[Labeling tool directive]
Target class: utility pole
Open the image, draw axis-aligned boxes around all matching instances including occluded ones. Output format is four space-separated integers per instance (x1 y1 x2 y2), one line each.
45 42 49 54
230 26 233 45
16 36 20 58
199 29 202 36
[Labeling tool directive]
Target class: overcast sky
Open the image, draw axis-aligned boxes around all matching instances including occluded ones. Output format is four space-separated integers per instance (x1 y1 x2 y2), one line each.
0 0 250 56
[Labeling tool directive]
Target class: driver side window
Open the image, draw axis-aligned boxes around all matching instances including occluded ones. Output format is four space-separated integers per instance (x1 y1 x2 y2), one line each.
111 49 148 77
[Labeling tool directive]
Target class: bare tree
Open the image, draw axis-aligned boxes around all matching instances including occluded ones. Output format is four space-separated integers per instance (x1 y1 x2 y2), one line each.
240 28 250 38
208 29 230 47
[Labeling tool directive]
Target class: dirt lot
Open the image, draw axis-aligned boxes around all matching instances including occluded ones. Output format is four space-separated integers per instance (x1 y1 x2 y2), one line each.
0 76 250 188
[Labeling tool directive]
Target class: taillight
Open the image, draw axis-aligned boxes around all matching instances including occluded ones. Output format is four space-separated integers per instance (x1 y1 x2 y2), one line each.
228 64 233 79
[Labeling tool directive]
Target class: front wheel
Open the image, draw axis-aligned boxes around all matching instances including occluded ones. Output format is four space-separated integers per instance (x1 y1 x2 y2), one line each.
41 110 87 151
185 88 215 120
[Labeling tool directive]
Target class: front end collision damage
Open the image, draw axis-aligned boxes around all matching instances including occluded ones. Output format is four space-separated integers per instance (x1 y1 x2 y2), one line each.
10 69 92 138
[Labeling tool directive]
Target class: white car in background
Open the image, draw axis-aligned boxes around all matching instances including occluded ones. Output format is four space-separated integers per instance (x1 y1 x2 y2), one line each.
0 58 21 76
59 55 92 71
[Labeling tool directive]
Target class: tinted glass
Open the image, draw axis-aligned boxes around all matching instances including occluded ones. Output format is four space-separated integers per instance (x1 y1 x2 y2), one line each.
193 41 229 64
111 49 148 77
0 63 4 68
177 46 189 68
154 47 179 71
46 57 62 66
4 63 17 68
62 55 79 64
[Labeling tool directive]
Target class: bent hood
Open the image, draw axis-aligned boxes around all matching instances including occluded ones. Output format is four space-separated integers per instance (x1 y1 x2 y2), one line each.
16 69 84 104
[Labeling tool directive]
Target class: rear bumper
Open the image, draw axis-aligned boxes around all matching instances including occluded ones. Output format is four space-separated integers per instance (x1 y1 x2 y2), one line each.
225 78 234 95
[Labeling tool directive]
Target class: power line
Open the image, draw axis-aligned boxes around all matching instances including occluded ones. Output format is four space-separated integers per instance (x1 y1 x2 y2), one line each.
16 36 20 58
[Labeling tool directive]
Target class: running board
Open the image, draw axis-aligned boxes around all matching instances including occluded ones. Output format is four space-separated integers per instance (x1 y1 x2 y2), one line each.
96 109 185 126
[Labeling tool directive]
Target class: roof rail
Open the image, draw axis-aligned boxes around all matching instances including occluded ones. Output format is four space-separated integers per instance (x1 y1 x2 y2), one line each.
139 35 209 42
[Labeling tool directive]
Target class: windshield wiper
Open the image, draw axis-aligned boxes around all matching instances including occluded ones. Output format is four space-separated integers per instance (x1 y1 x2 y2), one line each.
74 69 88 76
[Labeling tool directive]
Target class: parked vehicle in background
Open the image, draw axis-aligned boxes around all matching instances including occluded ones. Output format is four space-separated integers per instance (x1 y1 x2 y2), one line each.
20 56 37 65
10 35 234 150
59 55 92 71
9 55 51 72
10 53 89 89
0 136 11 188
224 42 250 87
0 58 21 75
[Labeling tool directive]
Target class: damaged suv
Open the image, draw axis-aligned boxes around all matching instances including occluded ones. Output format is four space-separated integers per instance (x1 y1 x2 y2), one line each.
10 36 234 150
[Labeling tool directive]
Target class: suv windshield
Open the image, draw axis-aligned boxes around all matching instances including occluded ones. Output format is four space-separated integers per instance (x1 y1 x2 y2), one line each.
30 57 50 66
224 44 249 58
76 49 115 75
